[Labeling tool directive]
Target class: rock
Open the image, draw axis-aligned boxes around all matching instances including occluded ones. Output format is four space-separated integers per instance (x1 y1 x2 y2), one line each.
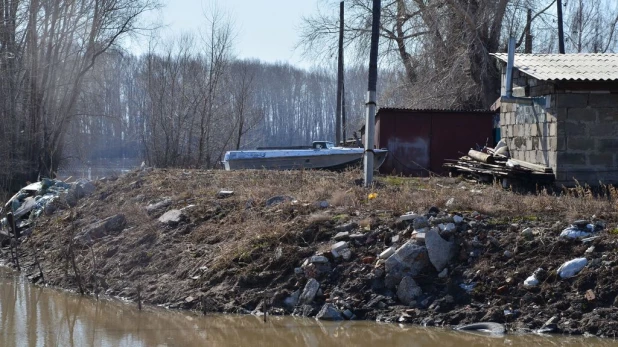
391 234 400 243
331 241 349 253
427 206 440 216
425 229 454 272
572 220 590 228
316 303 343 321
158 209 187 226
557 258 587 278
335 223 357 233
396 276 422 306
340 248 352 261
74 214 126 245
310 255 329 264
146 198 172 215
523 275 539 287
585 246 595 254
438 268 448 278
413 216 429 230
415 232 426 244
438 223 456 234
75 179 96 196
299 279 320 305
316 201 329 208
384 242 429 288
333 231 350 241
265 195 294 207
284 290 301 308
379 246 396 259
398 212 421 222
342 309 354 320
453 215 464 224
521 228 533 237
459 283 475 293
503 250 513 258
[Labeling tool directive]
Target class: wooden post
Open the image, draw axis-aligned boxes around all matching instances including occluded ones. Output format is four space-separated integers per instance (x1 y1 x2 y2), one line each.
137 283 142 310
263 293 268 322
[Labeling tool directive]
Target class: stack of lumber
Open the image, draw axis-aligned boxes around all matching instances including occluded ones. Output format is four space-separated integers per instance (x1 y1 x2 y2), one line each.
443 149 555 184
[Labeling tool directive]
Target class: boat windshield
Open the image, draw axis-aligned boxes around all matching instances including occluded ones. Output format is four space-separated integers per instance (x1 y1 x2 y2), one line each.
312 141 335 149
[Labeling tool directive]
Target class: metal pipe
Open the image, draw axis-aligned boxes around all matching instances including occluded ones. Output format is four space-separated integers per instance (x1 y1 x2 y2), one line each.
505 37 515 98
363 0 381 187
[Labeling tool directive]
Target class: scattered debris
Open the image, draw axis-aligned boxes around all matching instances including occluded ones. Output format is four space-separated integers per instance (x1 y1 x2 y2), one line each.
216 190 234 199
557 258 587 278
444 146 554 185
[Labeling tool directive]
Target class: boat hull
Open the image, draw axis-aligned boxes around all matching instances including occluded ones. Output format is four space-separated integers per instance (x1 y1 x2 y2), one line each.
223 148 387 172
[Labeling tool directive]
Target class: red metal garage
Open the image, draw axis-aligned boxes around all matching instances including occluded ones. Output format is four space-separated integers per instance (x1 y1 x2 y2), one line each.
369 108 496 176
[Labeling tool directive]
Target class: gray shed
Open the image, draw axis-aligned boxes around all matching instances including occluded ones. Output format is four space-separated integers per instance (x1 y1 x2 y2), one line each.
492 53 618 186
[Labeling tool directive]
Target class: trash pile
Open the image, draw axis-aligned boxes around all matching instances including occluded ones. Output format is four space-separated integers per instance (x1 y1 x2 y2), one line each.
1 178 95 236
443 140 555 185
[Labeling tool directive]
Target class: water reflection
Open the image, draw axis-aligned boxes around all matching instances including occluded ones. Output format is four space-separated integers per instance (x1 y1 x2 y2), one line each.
0 269 615 347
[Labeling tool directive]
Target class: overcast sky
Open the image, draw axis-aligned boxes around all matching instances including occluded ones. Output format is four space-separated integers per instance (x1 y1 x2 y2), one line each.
138 0 325 68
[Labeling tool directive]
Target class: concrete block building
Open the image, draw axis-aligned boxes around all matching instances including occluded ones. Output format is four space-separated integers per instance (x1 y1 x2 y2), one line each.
492 54 618 185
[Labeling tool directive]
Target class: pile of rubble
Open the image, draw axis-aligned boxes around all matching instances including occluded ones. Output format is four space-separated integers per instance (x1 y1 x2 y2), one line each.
1 178 95 240
443 140 554 186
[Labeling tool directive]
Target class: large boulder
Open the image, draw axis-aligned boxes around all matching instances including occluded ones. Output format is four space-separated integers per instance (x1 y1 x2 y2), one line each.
158 209 188 226
74 214 126 245
384 242 429 288
146 198 172 216
299 278 320 305
316 303 343 321
397 276 422 306
425 229 455 272
66 179 96 207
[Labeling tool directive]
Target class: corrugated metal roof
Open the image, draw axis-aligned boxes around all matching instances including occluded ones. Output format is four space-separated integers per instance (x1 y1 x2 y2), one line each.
491 53 618 81
378 107 493 113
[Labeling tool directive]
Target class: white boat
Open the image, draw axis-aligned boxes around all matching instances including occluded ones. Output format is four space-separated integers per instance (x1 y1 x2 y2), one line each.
222 141 388 171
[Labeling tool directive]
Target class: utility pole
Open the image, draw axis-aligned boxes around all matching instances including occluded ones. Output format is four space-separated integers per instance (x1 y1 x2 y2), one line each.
525 8 533 53
363 0 381 187
557 0 565 53
335 1 344 146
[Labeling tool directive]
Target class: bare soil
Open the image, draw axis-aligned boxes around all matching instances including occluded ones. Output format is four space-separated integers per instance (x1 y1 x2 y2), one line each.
3 168 618 337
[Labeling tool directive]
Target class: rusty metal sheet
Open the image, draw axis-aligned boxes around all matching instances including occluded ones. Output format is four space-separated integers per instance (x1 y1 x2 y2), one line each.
375 109 495 176
430 112 495 174
377 110 431 176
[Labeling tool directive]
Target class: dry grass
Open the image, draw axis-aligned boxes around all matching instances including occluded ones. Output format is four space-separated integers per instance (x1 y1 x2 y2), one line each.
10 166 618 309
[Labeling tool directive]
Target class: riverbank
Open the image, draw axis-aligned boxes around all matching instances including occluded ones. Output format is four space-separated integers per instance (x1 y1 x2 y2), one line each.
2 168 618 337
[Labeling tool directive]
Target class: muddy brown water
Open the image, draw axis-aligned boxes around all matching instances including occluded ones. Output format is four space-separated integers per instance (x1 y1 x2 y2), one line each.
0 269 615 347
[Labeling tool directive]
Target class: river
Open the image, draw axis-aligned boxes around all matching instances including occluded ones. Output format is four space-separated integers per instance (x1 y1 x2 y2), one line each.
0 269 614 347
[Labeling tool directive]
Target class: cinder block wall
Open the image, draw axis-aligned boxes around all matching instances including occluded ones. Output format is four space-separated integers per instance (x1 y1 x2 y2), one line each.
555 93 618 184
499 69 618 185
500 69 558 177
